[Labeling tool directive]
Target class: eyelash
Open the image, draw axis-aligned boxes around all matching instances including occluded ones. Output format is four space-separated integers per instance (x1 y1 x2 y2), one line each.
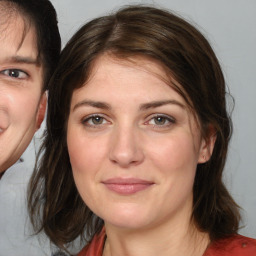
0 69 29 79
145 114 176 128
81 114 110 128
81 114 175 129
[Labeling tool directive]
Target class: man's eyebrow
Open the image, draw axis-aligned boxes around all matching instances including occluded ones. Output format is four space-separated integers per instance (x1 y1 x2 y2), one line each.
73 100 111 111
139 100 185 110
4 55 40 65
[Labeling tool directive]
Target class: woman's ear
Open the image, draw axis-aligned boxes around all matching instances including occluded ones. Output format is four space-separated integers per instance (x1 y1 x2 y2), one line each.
198 124 217 163
36 92 47 130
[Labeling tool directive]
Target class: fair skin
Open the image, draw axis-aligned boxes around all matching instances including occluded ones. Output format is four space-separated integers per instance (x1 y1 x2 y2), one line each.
0 10 46 175
67 55 215 256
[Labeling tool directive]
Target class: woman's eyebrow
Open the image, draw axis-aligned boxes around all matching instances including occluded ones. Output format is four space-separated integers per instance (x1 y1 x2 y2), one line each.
139 100 185 110
73 100 111 111
73 100 185 111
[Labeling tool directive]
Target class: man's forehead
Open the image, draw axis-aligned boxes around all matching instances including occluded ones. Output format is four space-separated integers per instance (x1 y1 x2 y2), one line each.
0 13 40 64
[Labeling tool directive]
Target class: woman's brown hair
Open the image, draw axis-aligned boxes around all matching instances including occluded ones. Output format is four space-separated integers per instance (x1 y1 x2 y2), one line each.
28 5 240 250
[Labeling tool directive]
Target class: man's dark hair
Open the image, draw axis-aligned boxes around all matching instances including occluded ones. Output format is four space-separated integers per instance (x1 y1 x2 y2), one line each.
0 0 61 90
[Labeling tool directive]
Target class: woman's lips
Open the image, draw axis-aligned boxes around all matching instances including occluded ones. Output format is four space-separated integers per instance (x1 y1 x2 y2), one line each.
102 178 154 195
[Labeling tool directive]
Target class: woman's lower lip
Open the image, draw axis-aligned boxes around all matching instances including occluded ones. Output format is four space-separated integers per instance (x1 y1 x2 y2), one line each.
103 183 153 195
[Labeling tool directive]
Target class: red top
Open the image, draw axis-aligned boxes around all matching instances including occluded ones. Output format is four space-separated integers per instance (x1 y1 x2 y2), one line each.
204 235 256 256
78 229 256 256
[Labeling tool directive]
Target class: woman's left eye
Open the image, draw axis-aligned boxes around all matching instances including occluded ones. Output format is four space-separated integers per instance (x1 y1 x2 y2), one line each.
147 115 175 127
1 69 28 79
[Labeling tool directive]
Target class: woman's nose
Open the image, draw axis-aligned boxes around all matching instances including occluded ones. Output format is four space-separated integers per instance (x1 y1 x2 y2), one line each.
109 126 144 168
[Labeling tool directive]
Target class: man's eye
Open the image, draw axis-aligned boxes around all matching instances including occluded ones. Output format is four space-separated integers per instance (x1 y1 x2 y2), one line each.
1 69 28 79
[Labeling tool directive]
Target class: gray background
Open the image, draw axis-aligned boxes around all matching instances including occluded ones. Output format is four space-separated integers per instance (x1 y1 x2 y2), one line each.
34 0 256 237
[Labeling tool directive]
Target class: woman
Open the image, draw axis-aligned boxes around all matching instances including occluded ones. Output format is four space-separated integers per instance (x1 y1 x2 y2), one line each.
28 6 256 256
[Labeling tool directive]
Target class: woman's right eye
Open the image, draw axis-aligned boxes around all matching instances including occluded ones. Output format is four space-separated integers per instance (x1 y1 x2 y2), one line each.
82 115 109 127
0 69 28 79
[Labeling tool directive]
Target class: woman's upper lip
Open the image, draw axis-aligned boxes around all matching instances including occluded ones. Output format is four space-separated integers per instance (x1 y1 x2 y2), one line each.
102 178 154 185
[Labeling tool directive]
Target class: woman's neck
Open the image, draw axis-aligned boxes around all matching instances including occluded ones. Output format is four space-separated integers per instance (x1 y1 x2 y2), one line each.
103 218 210 256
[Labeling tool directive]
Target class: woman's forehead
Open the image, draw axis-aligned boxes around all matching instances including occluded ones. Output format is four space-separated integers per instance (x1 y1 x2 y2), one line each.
86 54 192 106
88 54 173 87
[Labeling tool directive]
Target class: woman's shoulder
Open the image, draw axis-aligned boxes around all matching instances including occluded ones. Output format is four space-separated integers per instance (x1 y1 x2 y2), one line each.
204 234 256 256
77 232 256 256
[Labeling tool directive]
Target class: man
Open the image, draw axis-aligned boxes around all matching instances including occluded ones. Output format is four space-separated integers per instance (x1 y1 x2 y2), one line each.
0 0 60 175
0 0 63 254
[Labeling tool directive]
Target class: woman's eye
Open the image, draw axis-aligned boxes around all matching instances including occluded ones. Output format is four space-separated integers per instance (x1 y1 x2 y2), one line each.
147 115 175 127
1 69 28 79
90 116 104 125
82 115 108 127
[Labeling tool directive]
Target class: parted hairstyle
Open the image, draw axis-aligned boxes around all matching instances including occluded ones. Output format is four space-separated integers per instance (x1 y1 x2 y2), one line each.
28 5 240 250
0 0 61 90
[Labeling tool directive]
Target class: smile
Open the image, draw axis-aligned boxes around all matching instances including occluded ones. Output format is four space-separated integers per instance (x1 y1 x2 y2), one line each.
102 178 154 195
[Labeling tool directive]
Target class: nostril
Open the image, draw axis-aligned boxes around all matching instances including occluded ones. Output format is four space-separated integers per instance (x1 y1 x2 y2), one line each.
109 129 144 167
109 148 144 168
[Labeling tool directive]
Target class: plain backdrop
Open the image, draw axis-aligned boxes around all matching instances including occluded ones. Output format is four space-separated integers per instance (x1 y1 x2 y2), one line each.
33 0 255 237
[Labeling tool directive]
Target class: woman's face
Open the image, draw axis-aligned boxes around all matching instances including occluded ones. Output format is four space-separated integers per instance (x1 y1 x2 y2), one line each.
67 55 210 231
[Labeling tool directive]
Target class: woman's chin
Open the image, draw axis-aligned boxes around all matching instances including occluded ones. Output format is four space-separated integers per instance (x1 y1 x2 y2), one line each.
101 208 152 230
